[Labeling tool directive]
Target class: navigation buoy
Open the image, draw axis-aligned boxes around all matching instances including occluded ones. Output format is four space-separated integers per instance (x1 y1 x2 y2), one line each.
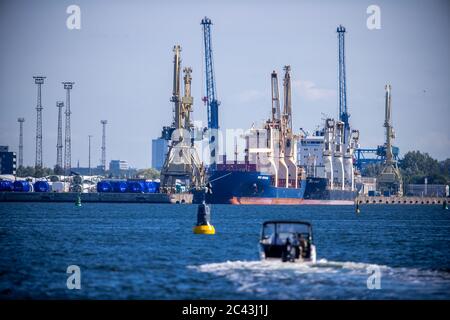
193 201 215 234
355 200 361 214
75 194 82 207
193 183 215 234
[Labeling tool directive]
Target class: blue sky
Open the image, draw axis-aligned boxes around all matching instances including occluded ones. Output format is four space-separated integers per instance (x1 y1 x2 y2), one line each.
0 0 449 168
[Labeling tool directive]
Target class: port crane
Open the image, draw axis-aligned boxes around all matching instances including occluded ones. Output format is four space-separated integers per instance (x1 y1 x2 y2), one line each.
342 24 399 171
337 25 351 147
201 17 220 171
160 45 205 191
377 85 403 195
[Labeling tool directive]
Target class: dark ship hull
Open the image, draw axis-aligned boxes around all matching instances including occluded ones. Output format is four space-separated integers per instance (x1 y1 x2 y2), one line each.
194 171 358 205
194 170 307 205
302 177 357 205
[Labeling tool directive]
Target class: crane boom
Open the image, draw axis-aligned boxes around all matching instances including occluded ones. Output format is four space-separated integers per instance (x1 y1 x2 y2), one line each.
171 45 182 129
377 84 403 196
160 45 205 190
282 65 292 133
271 71 281 124
201 16 220 171
337 25 350 146
384 84 394 164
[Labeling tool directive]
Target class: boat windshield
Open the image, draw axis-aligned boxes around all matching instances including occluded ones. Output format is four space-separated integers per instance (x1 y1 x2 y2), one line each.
261 222 311 244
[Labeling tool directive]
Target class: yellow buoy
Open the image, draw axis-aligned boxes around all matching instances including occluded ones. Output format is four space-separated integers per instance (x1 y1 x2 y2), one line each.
193 224 215 235
194 201 215 234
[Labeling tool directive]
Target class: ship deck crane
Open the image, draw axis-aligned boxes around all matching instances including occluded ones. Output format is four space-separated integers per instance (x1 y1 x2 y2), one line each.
282 66 298 188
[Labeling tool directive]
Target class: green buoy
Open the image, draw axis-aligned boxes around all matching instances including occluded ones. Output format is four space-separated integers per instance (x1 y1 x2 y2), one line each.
75 194 82 207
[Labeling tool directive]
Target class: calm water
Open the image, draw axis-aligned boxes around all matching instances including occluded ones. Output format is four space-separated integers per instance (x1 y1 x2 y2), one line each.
0 202 449 299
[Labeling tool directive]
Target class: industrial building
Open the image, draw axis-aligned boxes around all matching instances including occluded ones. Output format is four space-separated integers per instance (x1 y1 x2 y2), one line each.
0 146 17 175
109 160 129 172
72 165 104 176
356 177 377 195
405 184 449 197
108 160 136 178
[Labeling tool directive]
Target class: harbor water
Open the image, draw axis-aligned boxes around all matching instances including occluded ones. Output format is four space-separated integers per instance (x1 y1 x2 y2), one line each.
0 203 449 299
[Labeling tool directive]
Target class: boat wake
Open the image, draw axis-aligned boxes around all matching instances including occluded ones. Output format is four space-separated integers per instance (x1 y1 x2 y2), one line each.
188 259 450 299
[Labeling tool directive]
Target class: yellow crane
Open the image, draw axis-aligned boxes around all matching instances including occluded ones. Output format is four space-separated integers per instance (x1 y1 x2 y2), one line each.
160 45 205 192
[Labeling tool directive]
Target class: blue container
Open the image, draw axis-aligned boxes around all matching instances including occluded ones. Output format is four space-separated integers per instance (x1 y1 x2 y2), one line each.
13 181 31 192
34 181 50 192
152 181 160 193
146 181 160 193
111 181 128 193
97 181 112 193
0 181 13 192
383 190 391 197
368 190 375 197
127 181 145 193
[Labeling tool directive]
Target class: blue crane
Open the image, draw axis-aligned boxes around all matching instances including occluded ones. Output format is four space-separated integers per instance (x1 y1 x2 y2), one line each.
355 146 400 171
337 25 350 146
201 17 220 171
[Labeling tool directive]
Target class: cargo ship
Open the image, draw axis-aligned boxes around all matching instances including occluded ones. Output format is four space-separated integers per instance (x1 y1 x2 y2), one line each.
201 164 307 205
297 119 360 205
199 119 359 205
195 68 360 205
195 67 309 205
200 166 358 205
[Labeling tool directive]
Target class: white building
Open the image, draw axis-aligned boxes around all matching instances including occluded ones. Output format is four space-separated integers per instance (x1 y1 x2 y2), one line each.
356 177 377 195
109 160 129 175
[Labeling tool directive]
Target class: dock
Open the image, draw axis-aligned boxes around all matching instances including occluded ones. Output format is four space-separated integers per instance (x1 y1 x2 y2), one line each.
356 196 448 205
0 192 193 204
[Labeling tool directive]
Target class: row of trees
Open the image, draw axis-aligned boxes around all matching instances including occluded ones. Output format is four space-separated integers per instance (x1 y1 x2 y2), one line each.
16 166 55 178
362 151 450 185
135 168 160 180
400 151 449 185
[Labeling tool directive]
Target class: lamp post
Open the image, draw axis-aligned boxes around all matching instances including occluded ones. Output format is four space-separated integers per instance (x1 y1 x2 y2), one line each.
88 135 93 176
